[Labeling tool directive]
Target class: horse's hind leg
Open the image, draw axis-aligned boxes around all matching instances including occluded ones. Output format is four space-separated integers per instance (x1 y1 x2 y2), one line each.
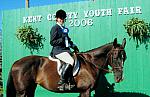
12 70 37 97
16 82 37 97
26 82 37 97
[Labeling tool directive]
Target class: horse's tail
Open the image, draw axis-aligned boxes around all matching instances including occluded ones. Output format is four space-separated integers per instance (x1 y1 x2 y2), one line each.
6 70 16 97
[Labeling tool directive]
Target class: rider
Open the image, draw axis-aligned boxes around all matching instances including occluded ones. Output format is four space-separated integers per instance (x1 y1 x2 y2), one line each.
50 9 79 87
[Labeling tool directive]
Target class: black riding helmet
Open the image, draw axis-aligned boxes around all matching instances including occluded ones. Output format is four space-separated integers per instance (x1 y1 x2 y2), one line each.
55 9 67 20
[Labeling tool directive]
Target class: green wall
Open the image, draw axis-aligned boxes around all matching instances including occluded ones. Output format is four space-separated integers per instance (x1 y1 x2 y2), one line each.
2 0 150 97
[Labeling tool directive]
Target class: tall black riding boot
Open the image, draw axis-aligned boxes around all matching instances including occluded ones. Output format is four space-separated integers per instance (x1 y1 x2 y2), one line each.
65 64 75 90
58 64 75 91
58 64 68 85
67 65 74 83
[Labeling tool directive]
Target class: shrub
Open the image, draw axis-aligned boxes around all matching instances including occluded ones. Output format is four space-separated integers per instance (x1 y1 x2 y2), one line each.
124 17 150 49
16 25 46 54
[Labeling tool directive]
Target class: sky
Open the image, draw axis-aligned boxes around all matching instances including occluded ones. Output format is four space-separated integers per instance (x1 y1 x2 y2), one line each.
0 0 87 30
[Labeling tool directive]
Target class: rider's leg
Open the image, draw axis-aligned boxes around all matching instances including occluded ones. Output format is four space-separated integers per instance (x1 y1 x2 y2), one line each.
55 52 74 85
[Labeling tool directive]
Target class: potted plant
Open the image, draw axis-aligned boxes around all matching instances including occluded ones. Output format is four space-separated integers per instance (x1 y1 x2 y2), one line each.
16 25 46 54
124 17 150 49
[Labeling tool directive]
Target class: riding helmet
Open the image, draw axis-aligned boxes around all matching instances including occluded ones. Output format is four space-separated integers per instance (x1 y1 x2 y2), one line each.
55 9 67 19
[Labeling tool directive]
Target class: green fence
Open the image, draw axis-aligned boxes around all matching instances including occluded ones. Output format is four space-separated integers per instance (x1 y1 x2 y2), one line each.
2 0 150 97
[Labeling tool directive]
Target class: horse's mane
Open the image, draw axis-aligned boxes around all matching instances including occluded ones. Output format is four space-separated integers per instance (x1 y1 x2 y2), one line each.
81 42 114 55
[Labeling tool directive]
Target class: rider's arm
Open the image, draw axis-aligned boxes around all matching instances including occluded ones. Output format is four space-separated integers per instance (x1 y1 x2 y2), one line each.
68 37 79 52
50 26 64 46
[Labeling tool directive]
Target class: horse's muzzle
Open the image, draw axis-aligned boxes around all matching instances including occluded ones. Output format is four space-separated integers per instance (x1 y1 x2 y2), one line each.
115 76 124 83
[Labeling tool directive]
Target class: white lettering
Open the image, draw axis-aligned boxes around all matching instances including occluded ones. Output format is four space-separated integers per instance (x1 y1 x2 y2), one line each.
118 6 142 15
81 19 87 27
69 20 74 27
23 17 28 23
136 6 142 14
118 8 123 15
68 19 93 27
47 14 55 21
22 6 142 26
74 19 80 27
47 14 52 21
89 10 95 17
23 15 42 23
52 14 56 21
87 19 93 26
28 16 33 23
106 9 112 16
67 12 78 19
84 11 89 18
101 9 106 16
130 7 135 14
73 12 78 19
124 7 130 15
95 9 100 17
37 15 42 22
67 12 72 19
32 16 37 22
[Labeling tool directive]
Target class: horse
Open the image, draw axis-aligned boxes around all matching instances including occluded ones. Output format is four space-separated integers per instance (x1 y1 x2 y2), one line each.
6 38 126 97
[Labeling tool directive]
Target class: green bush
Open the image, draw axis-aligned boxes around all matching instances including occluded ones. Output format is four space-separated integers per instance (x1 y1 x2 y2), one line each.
124 17 150 49
16 25 46 54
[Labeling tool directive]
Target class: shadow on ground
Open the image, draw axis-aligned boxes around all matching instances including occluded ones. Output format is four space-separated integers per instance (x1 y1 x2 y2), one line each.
93 73 150 97
94 92 150 97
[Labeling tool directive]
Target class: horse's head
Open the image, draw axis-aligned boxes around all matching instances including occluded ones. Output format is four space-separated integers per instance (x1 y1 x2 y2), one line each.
107 38 126 83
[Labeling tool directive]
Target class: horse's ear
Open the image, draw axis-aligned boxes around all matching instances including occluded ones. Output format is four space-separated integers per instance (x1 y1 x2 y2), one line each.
113 38 117 48
122 38 126 48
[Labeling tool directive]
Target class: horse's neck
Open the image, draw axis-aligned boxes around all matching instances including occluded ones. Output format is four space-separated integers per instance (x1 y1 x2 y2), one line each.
81 43 113 66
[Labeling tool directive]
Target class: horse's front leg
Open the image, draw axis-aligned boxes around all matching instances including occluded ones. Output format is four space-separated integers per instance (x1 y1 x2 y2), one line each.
79 88 91 97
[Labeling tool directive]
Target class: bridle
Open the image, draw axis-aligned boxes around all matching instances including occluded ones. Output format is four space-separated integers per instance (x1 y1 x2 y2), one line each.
93 48 125 73
79 47 125 73
108 48 125 71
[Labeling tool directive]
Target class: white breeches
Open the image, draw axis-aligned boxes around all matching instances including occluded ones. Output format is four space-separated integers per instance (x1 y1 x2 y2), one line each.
55 52 74 66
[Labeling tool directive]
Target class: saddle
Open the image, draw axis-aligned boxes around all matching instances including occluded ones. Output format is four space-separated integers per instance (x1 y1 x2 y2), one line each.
49 53 80 77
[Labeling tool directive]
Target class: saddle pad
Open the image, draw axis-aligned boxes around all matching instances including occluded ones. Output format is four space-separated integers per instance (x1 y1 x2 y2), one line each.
48 56 80 76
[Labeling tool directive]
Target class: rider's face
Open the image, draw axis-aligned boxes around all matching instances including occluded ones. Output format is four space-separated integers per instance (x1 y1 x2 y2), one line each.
56 18 65 25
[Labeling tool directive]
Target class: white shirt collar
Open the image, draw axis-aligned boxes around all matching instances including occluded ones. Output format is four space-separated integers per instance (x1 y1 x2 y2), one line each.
57 22 63 29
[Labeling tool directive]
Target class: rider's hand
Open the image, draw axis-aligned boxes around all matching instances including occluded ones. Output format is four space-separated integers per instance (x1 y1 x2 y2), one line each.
74 46 79 53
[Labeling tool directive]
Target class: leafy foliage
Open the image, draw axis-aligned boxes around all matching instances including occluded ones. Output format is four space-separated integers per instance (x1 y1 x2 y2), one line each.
124 17 150 49
16 25 46 54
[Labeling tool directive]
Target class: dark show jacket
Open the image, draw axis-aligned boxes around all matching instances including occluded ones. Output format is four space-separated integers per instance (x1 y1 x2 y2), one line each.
50 24 74 57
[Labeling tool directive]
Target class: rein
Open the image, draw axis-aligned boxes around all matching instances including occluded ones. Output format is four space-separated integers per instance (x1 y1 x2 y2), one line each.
79 52 113 73
79 48 125 73
93 55 113 73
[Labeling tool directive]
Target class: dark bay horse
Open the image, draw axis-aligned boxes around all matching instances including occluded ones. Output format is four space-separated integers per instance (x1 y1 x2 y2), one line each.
6 38 126 97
